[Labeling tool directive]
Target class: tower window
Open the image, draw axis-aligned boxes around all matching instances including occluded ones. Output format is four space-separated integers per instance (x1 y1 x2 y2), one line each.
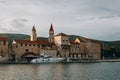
25 49 29 52
33 44 35 46
21 44 23 46
1 51 3 53
3 41 6 45
25 44 27 46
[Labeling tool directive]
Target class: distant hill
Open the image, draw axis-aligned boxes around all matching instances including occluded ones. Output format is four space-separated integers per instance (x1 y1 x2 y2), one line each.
0 33 29 45
1 33 120 58
0 33 48 45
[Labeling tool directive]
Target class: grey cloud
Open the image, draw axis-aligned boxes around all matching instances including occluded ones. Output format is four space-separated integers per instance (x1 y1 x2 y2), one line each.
0 0 120 40
77 17 96 22
10 19 28 28
0 26 8 31
99 15 115 19
94 32 120 41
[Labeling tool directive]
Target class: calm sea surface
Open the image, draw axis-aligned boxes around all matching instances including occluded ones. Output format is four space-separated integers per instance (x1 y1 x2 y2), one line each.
0 62 120 80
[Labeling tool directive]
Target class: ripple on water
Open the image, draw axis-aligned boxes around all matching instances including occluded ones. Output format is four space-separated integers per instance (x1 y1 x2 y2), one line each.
0 62 120 80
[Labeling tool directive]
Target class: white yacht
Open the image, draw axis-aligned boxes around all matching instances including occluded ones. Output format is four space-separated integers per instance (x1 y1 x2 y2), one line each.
31 54 65 63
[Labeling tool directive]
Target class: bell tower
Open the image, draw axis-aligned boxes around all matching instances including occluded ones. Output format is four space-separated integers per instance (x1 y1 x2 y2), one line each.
30 26 37 41
49 24 54 43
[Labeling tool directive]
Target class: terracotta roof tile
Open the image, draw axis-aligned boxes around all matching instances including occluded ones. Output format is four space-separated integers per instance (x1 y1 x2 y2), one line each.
0 37 9 41
15 40 38 44
37 40 49 45
14 40 51 45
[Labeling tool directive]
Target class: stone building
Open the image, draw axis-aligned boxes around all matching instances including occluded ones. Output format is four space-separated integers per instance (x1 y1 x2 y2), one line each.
12 25 57 61
54 33 70 57
73 37 101 59
11 24 101 60
70 41 81 58
84 40 101 59
0 37 9 58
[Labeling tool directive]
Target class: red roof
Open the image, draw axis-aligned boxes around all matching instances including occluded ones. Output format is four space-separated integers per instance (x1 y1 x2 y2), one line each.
55 33 68 37
37 40 49 45
15 40 38 44
49 24 54 31
14 40 51 45
0 37 9 41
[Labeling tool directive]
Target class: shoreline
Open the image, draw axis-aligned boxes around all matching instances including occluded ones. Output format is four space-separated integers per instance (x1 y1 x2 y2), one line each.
1 59 120 64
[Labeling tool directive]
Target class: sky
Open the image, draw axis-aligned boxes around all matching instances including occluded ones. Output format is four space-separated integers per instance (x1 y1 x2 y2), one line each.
0 0 120 41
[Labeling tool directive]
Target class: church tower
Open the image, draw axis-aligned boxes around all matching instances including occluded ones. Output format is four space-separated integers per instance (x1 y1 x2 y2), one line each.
49 24 54 43
30 26 37 41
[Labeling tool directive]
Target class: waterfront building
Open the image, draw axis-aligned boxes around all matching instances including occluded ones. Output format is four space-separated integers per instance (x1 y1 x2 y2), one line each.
74 38 101 59
70 40 81 58
12 25 57 61
11 24 101 60
54 33 70 57
0 37 9 60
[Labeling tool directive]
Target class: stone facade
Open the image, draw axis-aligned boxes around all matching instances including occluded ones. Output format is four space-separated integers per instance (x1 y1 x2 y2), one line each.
11 24 101 60
71 37 101 59
12 25 57 60
84 41 101 59
54 33 70 57
0 37 9 58
12 40 39 59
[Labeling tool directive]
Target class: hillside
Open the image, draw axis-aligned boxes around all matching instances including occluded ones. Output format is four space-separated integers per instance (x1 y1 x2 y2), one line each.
0 33 120 58
0 33 48 45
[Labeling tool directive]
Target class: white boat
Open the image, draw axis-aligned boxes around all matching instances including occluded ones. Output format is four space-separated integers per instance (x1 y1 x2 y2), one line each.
31 54 65 63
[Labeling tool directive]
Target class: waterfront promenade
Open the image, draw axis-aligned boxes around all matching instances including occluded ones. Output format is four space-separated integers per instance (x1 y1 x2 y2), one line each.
1 59 120 64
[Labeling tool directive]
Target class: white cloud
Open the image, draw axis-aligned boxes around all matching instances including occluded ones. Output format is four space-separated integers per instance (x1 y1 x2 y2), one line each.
0 0 120 40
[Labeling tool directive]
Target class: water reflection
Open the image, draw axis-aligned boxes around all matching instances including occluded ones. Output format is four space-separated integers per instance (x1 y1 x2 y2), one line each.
0 63 120 80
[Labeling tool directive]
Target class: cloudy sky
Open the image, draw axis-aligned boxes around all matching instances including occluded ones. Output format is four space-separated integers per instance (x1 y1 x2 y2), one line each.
0 0 120 41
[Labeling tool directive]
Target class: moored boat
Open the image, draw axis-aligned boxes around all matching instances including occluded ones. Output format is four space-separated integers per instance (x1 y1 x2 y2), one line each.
31 54 65 63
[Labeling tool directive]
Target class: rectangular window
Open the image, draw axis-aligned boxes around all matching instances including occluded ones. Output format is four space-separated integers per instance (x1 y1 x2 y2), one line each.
37 44 39 47
16 45 18 48
25 49 29 52
21 44 23 46
3 41 6 45
1 51 3 53
25 44 27 46
0 41 1 45
33 44 35 46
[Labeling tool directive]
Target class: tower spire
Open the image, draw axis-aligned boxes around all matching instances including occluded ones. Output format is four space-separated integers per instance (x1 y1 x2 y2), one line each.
32 25 36 31
49 23 54 43
30 25 37 41
49 24 54 32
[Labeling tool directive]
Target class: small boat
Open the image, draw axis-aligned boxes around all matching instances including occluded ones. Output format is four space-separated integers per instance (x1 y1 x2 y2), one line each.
31 54 65 63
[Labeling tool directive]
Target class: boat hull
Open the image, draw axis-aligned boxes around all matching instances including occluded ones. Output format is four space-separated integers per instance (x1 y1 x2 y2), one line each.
31 58 65 63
